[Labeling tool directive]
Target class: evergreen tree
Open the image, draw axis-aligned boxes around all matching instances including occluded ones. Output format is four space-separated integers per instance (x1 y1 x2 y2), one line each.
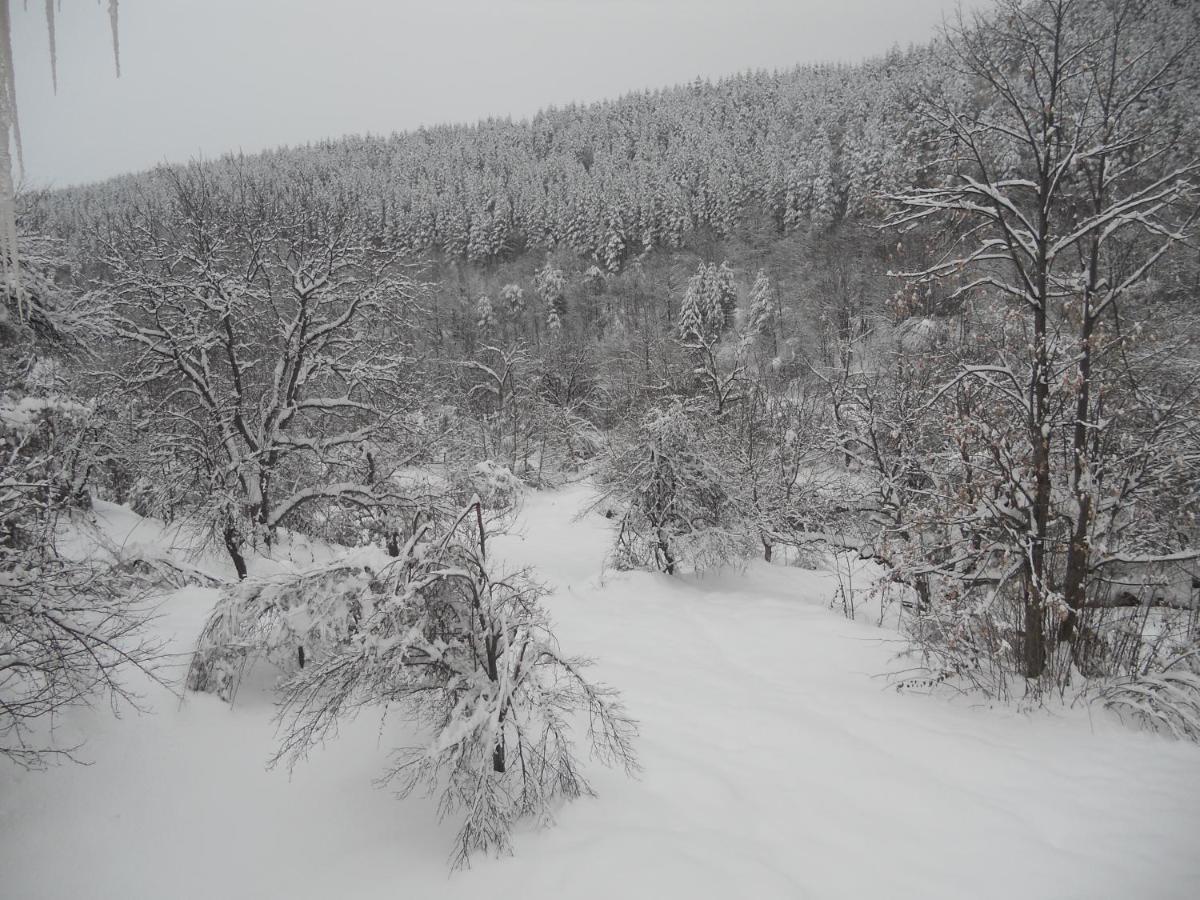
678 261 737 345
475 294 496 335
713 260 738 328
746 268 775 343
534 261 567 332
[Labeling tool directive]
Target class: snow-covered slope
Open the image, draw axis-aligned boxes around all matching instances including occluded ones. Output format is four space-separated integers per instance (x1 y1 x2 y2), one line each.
2 484 1198 899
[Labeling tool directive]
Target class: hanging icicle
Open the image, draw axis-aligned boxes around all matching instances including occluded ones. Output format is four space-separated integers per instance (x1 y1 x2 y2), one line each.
44 0 56 92
108 0 120 77
0 0 120 321
0 0 25 318
1 0 22 175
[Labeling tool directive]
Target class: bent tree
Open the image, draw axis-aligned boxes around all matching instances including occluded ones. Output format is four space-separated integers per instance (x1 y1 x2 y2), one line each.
187 504 638 870
887 0 1200 681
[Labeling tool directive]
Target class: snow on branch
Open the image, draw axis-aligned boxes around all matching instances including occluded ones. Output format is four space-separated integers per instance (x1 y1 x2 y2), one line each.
187 506 638 870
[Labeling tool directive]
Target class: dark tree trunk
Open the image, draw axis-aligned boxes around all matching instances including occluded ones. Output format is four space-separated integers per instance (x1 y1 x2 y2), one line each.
224 524 248 581
492 740 506 773
657 527 676 576
1063 171 1105 645
1025 316 1050 680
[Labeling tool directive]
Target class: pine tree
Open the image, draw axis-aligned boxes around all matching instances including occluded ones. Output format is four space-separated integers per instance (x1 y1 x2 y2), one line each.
678 261 736 345
713 261 738 328
535 261 566 332
475 294 496 335
678 266 717 345
746 268 775 342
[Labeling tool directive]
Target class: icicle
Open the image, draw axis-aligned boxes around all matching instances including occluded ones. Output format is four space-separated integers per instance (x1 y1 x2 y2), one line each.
108 0 120 77
0 0 115 321
0 0 25 319
1 0 22 175
45 0 56 92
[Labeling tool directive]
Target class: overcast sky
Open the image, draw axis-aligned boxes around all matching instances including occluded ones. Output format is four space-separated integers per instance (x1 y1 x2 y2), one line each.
12 0 973 189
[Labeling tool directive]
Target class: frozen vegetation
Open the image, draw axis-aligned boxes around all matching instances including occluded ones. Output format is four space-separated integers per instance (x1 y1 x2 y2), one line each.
3 1 1200 896
2 485 1198 899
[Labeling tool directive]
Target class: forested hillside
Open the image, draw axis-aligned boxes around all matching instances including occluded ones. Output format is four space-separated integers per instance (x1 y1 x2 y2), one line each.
4 0 1200 882
31 48 946 265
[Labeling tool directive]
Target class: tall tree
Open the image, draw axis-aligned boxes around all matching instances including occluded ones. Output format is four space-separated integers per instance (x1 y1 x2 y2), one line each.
888 0 1199 679
106 168 421 576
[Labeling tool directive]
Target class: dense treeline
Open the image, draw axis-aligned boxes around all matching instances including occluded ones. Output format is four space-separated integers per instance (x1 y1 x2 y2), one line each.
27 47 951 268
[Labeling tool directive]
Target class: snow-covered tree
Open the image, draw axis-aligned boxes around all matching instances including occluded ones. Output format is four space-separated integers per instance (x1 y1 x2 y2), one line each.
745 268 775 346
675 262 748 413
882 0 1200 693
600 400 752 574
534 261 566 333
474 294 496 335
459 344 528 470
677 261 738 348
105 166 422 577
499 282 524 317
1 233 159 768
712 261 738 327
677 264 724 347
188 503 638 870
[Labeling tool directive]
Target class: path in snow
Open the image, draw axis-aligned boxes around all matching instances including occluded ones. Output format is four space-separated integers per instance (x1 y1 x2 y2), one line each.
1 483 1197 899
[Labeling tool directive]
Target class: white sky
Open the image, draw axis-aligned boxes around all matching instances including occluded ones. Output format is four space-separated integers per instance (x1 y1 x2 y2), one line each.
11 0 975 188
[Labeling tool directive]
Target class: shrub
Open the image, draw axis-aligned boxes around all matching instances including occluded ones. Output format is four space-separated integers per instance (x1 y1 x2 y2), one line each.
599 401 752 574
187 505 638 869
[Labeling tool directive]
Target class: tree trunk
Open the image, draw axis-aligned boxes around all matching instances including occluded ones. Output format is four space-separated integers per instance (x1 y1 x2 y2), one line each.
657 526 676 576
492 740 506 773
1060 315 1094 645
223 523 248 581
1062 151 1105 644
1025 236 1053 679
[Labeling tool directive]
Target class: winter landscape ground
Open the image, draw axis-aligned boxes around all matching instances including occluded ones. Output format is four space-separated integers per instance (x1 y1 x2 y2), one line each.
2 483 1197 900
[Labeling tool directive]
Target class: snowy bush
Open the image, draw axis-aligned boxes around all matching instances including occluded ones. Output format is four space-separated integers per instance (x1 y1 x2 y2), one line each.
1101 648 1200 742
454 460 523 511
185 562 380 702
108 554 220 592
1 248 160 766
599 400 753 575
0 555 163 767
188 506 638 869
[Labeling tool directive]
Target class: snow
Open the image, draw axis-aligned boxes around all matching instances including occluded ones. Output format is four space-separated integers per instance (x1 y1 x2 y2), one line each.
2 483 1199 899
0 394 89 434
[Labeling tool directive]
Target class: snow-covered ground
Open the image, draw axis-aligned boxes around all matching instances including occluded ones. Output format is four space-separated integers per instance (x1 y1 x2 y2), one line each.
2 484 1198 899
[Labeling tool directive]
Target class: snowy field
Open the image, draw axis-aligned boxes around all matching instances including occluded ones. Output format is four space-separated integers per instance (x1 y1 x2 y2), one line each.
2 483 1198 900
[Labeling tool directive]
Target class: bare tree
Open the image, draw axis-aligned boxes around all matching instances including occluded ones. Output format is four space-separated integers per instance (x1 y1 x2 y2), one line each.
104 167 422 575
885 0 1200 683
1 235 159 767
598 400 753 575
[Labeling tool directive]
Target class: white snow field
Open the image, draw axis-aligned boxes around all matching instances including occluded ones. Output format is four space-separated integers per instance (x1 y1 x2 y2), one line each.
2 483 1198 900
